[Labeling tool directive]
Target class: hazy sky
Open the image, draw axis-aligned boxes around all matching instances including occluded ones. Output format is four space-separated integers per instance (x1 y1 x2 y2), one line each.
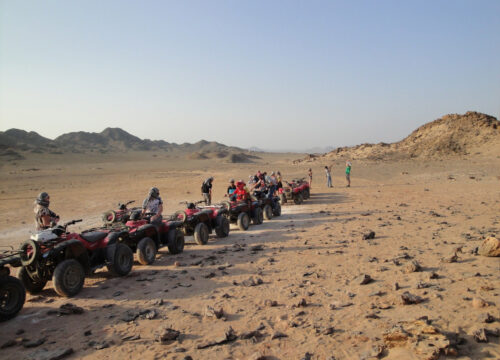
1 1 499 150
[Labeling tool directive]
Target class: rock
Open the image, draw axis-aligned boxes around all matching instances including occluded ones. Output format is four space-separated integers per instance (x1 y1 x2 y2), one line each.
297 298 307 307
264 299 278 307
301 352 313 360
401 291 424 305
250 245 264 251
121 310 140 322
323 327 335 335
27 348 74 360
174 261 183 267
58 303 84 315
204 305 224 319
441 253 458 263
473 328 488 343
23 338 46 348
429 272 439 279
472 297 488 309
196 326 237 349
271 331 288 339
144 309 157 320
240 330 264 340
1 339 17 349
358 274 373 285
394 282 400 290
404 260 421 273
155 326 180 344
478 237 500 257
363 231 376 240
242 277 263 287
479 313 495 323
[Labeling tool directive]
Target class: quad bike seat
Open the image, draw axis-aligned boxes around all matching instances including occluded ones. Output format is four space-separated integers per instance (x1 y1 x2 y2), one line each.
80 231 108 243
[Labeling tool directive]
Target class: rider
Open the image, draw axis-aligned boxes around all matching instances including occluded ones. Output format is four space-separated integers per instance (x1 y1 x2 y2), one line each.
201 177 214 205
227 179 236 196
142 187 163 223
232 181 251 202
34 192 60 230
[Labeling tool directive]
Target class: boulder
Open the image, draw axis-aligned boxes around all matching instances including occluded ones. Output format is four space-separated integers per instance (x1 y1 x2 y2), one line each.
478 237 500 257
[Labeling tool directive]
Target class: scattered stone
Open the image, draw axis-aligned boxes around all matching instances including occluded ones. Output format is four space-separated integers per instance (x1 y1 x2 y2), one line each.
239 330 264 340
1 339 17 349
441 253 458 263
394 282 400 291
204 305 224 319
84 330 92 336
241 277 264 287
56 303 84 315
478 237 500 257
121 310 140 322
250 245 264 251
472 297 488 309
297 298 307 307
271 331 288 339
155 326 180 344
404 260 421 273
27 347 74 360
323 327 335 335
362 231 376 240
197 326 237 349
122 334 140 341
174 261 183 267
358 274 373 285
112 291 123 297
144 309 157 320
23 338 46 348
473 328 488 343
429 272 439 279
479 313 495 323
401 291 424 305
264 299 278 307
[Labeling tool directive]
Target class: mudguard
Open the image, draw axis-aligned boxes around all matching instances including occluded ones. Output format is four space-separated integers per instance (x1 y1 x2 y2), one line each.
46 239 90 274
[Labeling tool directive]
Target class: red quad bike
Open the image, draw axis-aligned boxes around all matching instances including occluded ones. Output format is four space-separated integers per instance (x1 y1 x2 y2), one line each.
102 200 140 225
221 198 264 231
253 189 282 220
120 210 185 265
0 247 25 321
172 201 230 245
279 178 310 205
18 219 133 297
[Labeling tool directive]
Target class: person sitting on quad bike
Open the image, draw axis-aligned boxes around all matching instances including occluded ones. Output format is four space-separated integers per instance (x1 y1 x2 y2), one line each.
267 172 278 199
201 177 214 205
226 179 236 196
34 192 60 231
276 171 283 190
142 187 163 224
231 181 252 202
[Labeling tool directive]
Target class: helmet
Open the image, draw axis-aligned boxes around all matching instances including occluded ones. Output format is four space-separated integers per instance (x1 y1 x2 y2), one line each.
130 210 142 220
187 202 196 209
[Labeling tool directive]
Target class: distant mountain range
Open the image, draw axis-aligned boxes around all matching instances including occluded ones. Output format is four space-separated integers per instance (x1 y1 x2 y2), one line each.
0 127 259 163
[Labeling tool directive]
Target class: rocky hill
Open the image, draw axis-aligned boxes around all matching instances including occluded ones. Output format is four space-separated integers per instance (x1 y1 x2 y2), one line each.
296 111 499 163
0 127 256 162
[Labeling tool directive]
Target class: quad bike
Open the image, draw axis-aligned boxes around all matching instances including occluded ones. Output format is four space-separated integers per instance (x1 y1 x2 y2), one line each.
102 200 139 225
171 201 230 245
18 219 133 297
279 178 310 205
253 189 281 219
0 247 25 321
220 198 263 231
119 210 185 265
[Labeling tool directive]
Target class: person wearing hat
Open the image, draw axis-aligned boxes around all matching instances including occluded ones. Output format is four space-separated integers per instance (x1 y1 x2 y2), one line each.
201 177 214 205
142 187 163 223
34 192 60 230
227 179 236 196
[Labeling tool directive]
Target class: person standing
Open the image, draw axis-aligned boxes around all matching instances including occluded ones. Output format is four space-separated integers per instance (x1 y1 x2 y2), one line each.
324 165 332 188
201 177 214 205
308 168 313 188
34 192 60 230
227 179 236 196
345 160 352 187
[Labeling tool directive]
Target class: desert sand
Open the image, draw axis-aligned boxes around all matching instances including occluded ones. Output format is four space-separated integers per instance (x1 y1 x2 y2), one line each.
0 147 499 359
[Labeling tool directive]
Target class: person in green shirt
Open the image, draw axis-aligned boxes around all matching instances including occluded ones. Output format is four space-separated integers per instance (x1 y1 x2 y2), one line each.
345 160 352 187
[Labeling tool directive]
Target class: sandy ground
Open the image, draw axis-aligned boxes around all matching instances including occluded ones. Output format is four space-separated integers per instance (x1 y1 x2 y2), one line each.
0 153 499 359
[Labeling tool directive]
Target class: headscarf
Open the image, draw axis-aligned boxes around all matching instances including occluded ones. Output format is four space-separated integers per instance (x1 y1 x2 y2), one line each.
143 187 160 208
204 177 214 185
36 192 50 207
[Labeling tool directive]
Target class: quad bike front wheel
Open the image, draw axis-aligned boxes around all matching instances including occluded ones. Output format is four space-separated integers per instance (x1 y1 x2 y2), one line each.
237 213 250 231
52 259 85 297
106 243 134 276
173 210 187 223
252 207 264 225
17 267 47 294
167 229 185 254
215 215 230 238
293 193 303 205
19 240 40 267
263 204 273 220
137 237 157 265
194 223 209 245
0 276 26 322
273 202 282 217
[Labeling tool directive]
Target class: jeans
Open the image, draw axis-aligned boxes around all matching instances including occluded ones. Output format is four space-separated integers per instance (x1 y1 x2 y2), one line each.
326 175 332 187
202 193 211 205
267 185 276 199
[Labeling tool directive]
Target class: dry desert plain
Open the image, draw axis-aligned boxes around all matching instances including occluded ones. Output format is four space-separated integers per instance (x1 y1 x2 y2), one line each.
0 151 499 360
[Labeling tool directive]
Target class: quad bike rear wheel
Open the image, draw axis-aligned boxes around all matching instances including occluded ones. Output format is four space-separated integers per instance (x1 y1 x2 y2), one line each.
293 193 303 205
19 240 40 267
252 207 264 225
263 204 273 220
167 229 185 254
17 267 47 294
237 213 250 231
0 276 26 322
303 188 310 199
102 210 117 225
194 223 209 245
106 243 134 276
137 237 157 265
52 259 85 297
215 216 230 238
273 202 282 217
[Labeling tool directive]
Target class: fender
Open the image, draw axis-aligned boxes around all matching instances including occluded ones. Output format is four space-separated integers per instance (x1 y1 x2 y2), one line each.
215 208 228 217
46 239 91 274
137 224 159 243
106 231 130 246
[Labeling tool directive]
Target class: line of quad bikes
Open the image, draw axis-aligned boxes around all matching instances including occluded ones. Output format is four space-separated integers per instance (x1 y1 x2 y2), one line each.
0 178 311 322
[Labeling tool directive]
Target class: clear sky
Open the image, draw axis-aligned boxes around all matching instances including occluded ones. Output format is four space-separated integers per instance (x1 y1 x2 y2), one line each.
1 0 499 151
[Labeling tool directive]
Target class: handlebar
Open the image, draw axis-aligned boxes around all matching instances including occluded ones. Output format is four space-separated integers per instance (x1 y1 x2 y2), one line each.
179 200 205 206
125 200 135 206
63 219 83 227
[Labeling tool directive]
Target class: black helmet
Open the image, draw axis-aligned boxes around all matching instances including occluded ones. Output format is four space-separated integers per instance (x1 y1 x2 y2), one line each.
149 187 160 198
36 192 50 207
187 202 196 209
130 210 142 221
